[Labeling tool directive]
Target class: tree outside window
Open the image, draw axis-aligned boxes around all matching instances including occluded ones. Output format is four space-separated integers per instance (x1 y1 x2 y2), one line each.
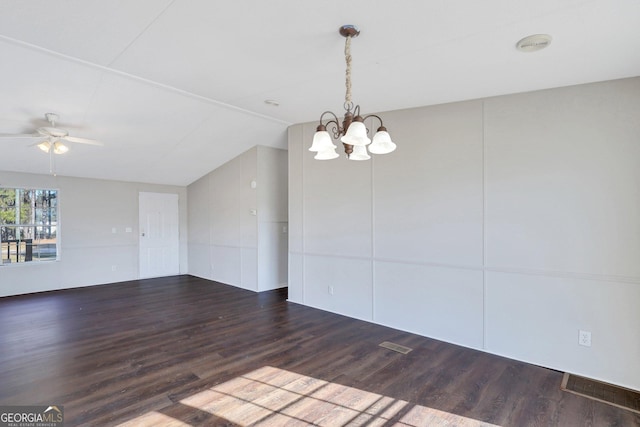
0 188 59 264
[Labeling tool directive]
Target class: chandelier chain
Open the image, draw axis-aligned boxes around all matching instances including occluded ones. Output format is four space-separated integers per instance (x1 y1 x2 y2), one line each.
344 35 352 107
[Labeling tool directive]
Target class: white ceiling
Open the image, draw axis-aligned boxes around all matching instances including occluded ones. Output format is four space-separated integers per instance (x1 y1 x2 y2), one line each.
0 0 638 186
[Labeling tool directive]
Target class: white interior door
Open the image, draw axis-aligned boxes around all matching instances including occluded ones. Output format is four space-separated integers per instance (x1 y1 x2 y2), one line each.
139 192 179 278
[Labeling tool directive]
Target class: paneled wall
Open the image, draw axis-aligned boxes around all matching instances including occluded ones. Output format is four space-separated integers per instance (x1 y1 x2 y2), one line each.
0 171 188 297
288 77 640 391
188 145 288 291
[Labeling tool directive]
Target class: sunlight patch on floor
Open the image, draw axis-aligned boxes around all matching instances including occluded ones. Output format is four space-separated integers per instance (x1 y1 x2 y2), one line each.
119 366 501 426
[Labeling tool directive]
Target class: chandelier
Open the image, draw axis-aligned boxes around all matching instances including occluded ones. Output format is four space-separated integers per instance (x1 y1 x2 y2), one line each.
309 25 396 160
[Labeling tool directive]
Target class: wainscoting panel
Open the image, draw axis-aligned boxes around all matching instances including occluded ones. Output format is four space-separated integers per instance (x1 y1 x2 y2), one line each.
303 254 373 322
240 247 258 291
187 243 210 279
210 245 241 287
374 261 484 350
258 221 288 291
287 252 304 304
0 259 61 297
485 270 640 391
61 245 138 285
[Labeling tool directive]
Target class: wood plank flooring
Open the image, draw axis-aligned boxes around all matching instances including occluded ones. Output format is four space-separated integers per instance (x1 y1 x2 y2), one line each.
0 275 638 426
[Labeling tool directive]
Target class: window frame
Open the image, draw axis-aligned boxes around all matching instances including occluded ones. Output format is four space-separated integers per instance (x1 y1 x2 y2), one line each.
0 187 61 266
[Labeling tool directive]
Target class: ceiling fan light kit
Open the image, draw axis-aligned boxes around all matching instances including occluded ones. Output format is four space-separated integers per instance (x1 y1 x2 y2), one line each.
309 25 396 161
38 140 69 154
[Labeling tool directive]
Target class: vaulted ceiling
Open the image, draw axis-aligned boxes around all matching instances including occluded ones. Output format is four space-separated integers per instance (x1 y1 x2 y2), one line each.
1 0 638 185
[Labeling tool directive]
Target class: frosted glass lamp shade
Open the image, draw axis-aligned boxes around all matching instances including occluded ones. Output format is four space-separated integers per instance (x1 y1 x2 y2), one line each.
340 120 371 146
53 141 69 154
368 129 396 154
349 144 371 161
310 130 335 152
37 141 51 153
314 146 340 160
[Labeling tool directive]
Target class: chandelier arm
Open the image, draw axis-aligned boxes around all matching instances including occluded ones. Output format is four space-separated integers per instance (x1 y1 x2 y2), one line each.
361 114 384 128
325 119 343 140
319 110 341 125
318 111 344 139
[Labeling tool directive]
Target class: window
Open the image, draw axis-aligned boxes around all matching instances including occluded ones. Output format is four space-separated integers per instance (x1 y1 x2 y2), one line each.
1 188 59 264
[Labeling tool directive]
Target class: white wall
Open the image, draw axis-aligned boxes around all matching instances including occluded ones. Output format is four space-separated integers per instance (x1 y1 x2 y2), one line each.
188 145 288 291
0 171 188 297
257 146 289 291
288 77 640 391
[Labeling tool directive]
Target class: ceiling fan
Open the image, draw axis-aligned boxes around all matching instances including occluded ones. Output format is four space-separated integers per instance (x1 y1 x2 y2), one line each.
0 112 102 154
0 112 103 175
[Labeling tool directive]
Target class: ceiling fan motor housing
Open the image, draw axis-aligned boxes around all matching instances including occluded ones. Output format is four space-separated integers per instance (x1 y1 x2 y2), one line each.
38 127 69 138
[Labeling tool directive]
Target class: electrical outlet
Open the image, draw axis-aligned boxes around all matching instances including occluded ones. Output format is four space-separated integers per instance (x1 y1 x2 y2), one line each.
328 286 334 295
111 265 117 271
579 330 591 347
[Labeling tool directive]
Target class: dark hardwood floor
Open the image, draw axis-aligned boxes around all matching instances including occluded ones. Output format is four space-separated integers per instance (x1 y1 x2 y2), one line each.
0 276 637 426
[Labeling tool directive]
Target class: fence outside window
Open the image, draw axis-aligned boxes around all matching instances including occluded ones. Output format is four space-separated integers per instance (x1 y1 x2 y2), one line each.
1 188 58 265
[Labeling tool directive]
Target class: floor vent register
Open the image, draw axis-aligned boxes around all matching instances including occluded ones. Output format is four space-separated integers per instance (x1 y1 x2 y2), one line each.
379 341 413 355
561 373 640 414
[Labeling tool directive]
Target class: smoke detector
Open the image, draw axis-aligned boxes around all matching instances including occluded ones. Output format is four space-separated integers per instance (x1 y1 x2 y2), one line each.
516 34 552 52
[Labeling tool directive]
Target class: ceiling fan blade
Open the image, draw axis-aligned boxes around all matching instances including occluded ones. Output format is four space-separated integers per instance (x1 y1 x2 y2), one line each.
0 133 40 139
62 135 103 146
